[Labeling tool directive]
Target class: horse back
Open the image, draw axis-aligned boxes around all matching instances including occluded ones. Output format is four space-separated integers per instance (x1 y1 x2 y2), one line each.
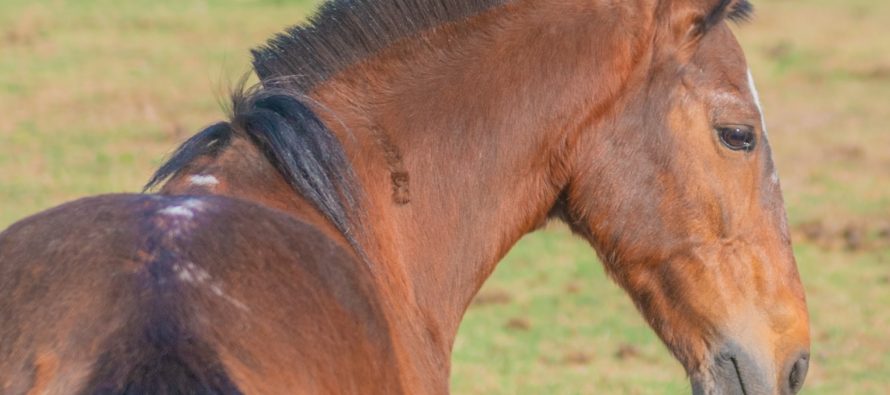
0 194 403 394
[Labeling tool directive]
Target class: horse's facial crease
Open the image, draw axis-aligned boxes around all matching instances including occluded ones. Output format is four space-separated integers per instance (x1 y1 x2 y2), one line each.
566 16 809 395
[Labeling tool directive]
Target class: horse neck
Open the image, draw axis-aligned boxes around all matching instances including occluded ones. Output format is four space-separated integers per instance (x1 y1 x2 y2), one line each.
311 0 652 360
163 2 651 388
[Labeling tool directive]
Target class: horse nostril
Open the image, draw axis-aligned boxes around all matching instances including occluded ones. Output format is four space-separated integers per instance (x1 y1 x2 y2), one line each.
788 353 810 394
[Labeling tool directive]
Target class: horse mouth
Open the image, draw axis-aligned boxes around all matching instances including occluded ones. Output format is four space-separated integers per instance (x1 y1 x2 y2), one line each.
692 344 762 395
729 355 750 395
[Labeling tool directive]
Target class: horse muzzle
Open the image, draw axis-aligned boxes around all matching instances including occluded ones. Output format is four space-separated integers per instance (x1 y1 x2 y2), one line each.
691 342 809 395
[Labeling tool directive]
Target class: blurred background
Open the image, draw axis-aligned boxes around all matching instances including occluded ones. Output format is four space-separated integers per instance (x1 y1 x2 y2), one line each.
1 0 887 393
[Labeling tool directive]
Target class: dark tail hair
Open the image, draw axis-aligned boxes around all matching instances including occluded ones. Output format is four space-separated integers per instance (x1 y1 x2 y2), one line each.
78 309 242 395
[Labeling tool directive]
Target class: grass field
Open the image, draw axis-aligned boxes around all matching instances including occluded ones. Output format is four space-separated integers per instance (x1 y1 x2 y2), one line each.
1 0 889 393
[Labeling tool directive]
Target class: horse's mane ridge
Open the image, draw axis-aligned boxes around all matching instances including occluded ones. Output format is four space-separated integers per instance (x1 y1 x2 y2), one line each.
252 0 511 90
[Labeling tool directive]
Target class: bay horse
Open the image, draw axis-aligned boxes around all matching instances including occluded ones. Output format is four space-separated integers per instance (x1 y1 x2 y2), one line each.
0 0 810 394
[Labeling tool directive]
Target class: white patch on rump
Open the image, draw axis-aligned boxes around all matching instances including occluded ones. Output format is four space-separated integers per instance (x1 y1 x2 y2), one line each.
181 199 205 211
210 284 249 311
158 206 194 219
189 174 219 187
158 198 205 220
172 262 249 311
172 262 210 284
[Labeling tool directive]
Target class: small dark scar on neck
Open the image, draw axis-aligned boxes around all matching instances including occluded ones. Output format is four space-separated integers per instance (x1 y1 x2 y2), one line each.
371 126 410 205
391 171 410 205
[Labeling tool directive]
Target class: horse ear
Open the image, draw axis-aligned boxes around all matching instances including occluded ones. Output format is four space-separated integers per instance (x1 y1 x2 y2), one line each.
663 0 751 48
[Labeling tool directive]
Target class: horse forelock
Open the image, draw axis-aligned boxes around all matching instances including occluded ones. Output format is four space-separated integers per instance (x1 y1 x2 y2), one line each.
705 0 755 32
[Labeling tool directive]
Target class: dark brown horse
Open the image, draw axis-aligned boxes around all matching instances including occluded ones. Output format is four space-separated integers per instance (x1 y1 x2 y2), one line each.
0 0 810 394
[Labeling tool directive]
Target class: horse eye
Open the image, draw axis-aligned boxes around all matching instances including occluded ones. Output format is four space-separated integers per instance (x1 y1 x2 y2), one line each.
716 125 756 152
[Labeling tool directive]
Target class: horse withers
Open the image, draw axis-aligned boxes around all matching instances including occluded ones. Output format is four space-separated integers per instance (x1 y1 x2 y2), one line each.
0 0 809 394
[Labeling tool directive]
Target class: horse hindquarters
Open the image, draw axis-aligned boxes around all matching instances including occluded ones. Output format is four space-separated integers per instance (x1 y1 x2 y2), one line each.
0 194 402 394
0 195 243 394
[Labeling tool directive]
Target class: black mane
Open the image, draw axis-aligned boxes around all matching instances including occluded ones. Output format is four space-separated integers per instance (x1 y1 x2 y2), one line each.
252 0 509 90
145 84 361 250
146 0 512 252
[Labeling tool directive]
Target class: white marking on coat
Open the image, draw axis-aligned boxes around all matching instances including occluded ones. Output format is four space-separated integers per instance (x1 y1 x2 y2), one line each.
747 68 768 137
770 171 780 186
181 199 205 211
210 284 249 311
172 262 210 284
171 262 249 311
159 206 194 219
189 174 219 187
748 69 782 186
158 198 205 220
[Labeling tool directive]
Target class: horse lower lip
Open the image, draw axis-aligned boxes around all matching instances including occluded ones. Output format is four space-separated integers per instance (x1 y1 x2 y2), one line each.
729 356 750 395
714 341 778 395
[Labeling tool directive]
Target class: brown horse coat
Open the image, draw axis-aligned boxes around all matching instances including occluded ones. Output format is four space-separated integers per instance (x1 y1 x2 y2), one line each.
1 195 403 394
1 0 810 394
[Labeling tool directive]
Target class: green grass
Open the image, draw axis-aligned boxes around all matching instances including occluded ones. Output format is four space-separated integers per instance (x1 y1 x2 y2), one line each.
452 227 690 394
453 227 890 394
1 1 888 393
